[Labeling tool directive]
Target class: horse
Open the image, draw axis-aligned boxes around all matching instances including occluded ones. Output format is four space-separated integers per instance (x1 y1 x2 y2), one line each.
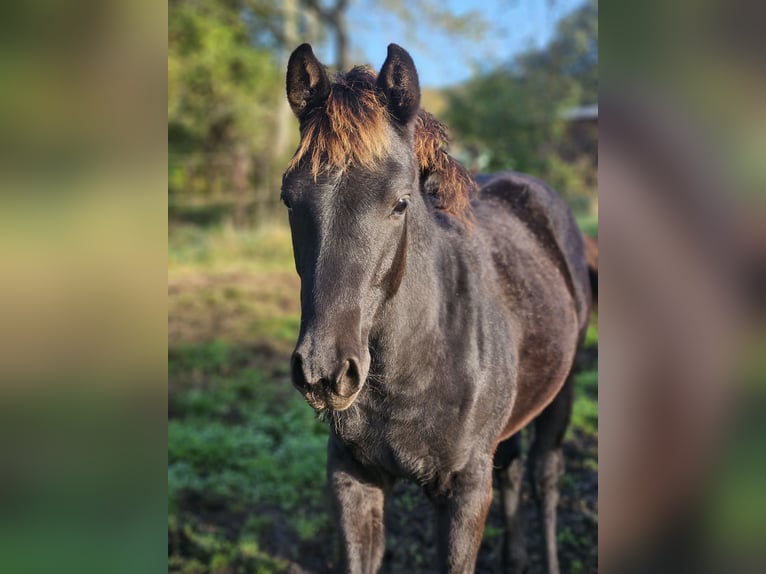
281 43 592 574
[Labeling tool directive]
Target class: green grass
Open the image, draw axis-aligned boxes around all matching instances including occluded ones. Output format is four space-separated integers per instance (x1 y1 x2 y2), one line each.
169 224 322 571
169 221 295 272
168 353 330 572
572 311 599 437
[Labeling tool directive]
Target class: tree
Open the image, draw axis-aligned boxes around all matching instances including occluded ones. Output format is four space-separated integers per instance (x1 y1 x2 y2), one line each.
169 0 287 223
301 0 489 71
443 0 598 212
167 0 499 222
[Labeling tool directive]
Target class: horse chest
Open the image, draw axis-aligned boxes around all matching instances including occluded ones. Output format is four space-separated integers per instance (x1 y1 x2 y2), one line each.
335 397 476 482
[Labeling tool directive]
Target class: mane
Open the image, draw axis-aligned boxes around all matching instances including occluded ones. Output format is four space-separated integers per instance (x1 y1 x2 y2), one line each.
414 110 477 227
287 66 476 226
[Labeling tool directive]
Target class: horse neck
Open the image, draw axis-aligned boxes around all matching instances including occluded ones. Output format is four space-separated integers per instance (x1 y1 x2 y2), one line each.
369 215 472 378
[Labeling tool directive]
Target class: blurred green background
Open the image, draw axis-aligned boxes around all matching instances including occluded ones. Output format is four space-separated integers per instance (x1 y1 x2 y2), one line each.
168 1 598 572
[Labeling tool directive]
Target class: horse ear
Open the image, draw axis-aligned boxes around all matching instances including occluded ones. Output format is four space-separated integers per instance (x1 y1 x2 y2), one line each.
286 44 331 121
377 43 421 124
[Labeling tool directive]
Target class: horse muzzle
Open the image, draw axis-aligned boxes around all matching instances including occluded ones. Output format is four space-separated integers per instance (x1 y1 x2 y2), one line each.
290 349 369 411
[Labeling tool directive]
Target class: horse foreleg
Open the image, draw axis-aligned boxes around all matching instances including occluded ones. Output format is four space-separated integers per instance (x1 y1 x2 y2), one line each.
530 373 574 574
494 434 528 573
432 456 493 574
328 434 388 574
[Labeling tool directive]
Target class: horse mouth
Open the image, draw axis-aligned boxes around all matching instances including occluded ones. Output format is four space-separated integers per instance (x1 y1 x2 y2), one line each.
304 387 362 412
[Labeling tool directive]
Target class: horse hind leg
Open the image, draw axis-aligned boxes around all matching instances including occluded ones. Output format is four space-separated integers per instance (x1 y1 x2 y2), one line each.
529 373 575 574
494 433 528 573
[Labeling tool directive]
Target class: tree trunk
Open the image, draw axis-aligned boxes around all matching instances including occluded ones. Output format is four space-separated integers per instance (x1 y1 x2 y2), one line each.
332 0 349 70
305 0 349 71
232 143 251 228
274 0 298 160
334 9 348 70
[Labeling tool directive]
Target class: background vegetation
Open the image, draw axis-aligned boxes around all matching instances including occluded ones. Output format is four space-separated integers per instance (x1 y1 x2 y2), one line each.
169 0 598 226
169 1 598 572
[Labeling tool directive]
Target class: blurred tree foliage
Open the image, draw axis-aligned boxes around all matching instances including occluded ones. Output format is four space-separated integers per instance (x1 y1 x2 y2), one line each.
167 0 491 225
444 0 598 213
169 0 294 224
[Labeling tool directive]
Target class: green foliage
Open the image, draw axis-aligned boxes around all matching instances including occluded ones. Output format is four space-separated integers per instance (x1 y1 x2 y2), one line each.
584 320 599 350
569 310 599 439
575 369 598 395
483 523 503 540
546 154 596 213
168 414 328 512
577 214 599 239
169 0 285 200
571 368 598 436
169 339 239 375
515 0 598 106
557 526 576 545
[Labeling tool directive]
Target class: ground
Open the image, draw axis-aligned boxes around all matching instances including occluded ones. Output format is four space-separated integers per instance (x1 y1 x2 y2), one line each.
168 220 598 574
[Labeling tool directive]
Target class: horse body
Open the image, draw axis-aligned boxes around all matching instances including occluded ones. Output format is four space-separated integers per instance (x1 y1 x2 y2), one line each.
331 171 587 474
282 43 591 574
475 173 590 437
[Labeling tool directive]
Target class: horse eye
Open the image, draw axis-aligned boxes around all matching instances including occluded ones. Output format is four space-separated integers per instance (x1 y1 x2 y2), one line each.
392 197 409 216
281 195 293 212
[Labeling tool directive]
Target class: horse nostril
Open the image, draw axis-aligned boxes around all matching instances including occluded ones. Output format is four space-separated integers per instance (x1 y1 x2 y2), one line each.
336 357 362 397
292 350 365 400
291 352 310 392
347 358 360 385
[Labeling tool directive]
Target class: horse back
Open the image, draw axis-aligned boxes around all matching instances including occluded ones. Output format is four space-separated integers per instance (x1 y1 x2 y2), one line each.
472 171 592 437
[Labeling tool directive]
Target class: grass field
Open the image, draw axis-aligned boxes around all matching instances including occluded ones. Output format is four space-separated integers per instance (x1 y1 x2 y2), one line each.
168 219 598 573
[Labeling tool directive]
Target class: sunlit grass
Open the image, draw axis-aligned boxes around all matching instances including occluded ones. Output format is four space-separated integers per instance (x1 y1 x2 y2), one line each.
169 220 295 273
168 220 320 572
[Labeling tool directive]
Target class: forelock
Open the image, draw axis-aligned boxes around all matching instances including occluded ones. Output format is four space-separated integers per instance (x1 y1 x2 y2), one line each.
286 66 392 177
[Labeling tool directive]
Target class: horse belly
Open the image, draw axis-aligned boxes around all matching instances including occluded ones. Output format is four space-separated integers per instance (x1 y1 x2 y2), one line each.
500 302 579 439
486 237 581 441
